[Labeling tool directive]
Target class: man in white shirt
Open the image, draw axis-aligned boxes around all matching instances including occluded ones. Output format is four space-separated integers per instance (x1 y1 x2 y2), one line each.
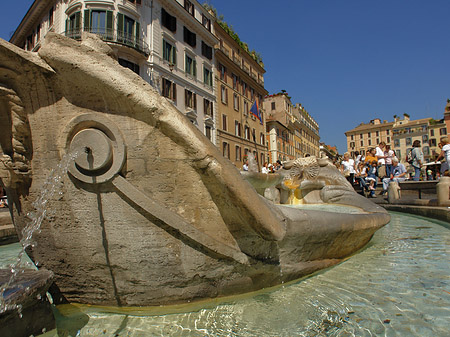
375 141 386 179
381 158 407 195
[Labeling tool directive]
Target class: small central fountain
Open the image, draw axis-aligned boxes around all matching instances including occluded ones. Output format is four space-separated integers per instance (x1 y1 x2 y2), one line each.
0 31 389 326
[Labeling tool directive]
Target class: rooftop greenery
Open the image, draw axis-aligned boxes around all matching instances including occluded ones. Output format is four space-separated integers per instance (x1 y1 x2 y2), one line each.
202 3 264 68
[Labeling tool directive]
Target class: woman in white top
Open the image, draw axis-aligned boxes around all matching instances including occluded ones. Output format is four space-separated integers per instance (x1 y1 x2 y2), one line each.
384 144 396 177
341 152 356 184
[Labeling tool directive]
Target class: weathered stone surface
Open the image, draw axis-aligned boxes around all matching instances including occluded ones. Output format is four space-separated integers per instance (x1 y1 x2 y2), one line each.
0 33 390 307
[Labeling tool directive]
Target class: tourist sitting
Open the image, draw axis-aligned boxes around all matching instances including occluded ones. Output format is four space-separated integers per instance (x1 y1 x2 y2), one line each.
436 136 450 176
341 152 356 184
261 162 269 174
365 160 378 197
355 161 369 193
381 158 407 195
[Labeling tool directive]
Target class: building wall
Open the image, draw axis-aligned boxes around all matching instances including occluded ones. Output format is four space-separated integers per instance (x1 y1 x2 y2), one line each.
264 94 320 162
214 21 267 169
345 119 393 157
11 0 219 144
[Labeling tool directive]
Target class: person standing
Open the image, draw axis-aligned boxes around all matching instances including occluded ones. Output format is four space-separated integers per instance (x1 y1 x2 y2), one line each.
411 140 424 181
436 136 450 176
341 152 356 184
384 144 395 177
375 142 387 179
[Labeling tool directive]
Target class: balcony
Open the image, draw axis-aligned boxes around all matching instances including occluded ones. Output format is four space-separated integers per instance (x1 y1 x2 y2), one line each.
65 28 150 56
220 45 229 57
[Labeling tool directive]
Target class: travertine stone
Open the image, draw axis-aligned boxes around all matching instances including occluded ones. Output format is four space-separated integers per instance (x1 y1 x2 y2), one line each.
0 33 390 307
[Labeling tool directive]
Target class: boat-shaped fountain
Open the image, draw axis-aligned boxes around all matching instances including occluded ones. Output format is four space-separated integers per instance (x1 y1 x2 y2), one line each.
0 32 390 328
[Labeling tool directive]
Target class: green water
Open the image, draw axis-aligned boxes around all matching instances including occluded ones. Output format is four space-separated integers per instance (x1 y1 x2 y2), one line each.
1 212 449 336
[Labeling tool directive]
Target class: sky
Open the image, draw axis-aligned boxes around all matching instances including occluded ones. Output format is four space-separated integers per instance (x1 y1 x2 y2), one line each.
1 0 449 153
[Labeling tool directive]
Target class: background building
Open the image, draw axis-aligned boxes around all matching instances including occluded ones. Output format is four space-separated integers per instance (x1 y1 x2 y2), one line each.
264 92 320 163
213 18 267 169
10 0 219 143
345 118 393 158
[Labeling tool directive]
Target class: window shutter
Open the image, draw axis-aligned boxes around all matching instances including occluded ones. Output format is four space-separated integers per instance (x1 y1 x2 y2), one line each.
117 13 124 35
106 11 113 38
194 93 197 110
135 21 140 42
75 12 81 30
185 89 188 107
173 82 177 102
84 9 91 32
170 15 176 32
173 46 177 65
193 60 197 77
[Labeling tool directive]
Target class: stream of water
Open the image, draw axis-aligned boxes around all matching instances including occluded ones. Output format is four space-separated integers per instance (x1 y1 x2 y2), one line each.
1 211 448 336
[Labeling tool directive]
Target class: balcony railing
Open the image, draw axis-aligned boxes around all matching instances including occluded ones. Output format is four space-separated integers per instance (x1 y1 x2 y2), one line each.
65 28 150 55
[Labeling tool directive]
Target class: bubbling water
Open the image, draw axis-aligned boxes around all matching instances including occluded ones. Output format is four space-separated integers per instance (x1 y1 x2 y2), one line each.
0 151 79 313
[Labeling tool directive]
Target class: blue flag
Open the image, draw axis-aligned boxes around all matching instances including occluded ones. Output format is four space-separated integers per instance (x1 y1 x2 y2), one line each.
250 100 262 124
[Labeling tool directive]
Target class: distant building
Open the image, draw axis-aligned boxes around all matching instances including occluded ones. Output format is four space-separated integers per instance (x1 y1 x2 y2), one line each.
345 118 393 158
10 0 219 143
213 19 267 169
263 93 320 163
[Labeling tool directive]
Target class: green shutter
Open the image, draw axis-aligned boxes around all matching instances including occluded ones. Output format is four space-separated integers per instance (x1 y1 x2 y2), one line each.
173 46 176 65
84 9 91 32
135 21 140 42
106 11 113 39
117 13 124 41
75 11 81 31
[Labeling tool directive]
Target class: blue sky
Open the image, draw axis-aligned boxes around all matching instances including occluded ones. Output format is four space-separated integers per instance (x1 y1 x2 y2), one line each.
1 1 449 153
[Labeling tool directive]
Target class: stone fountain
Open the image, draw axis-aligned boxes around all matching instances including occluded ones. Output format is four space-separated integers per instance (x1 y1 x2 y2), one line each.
0 33 390 311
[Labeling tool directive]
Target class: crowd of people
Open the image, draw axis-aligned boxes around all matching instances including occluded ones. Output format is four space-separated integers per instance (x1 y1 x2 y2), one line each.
340 137 450 198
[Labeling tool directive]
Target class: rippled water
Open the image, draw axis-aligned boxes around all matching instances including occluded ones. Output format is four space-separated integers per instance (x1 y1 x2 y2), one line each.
1 212 449 336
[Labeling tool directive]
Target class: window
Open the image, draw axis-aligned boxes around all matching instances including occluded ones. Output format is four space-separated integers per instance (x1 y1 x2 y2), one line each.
368 139 371 146
440 128 447 135
422 135 428 143
185 54 196 77
387 137 390 143
84 10 113 39
406 137 412 146
376 131 379 137
221 85 228 104
26 34 34 51
233 94 239 111
163 39 176 65
203 67 212 86
205 125 212 140
252 129 256 142
117 13 139 45
423 146 430 156
162 78 176 102
367 132 371 138
395 150 401 159
430 129 435 137
204 99 213 117
222 114 227 131
49 7 54 27
243 100 248 115
184 0 194 16
271 102 275 110
232 74 239 90
223 142 230 159
244 126 250 140
386 129 390 135
219 64 226 81
119 58 140 75
260 133 265 145
66 11 81 38
250 88 255 101
351 135 354 140
201 41 212 59
161 8 176 32
235 146 241 161
202 14 211 31
242 82 248 97
185 89 196 109
36 24 41 42
235 121 241 136
429 138 436 147
376 138 379 144
183 26 196 47
394 139 400 147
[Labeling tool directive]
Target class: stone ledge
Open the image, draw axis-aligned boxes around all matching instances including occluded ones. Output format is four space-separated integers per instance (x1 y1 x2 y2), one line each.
380 204 450 227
